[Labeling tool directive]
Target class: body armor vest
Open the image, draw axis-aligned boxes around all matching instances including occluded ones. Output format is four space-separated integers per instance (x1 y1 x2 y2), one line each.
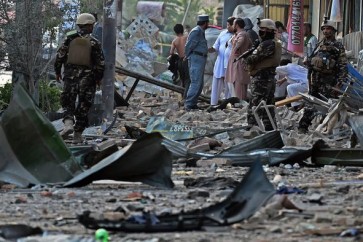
248 40 282 76
67 36 92 67
248 41 282 76
310 42 338 74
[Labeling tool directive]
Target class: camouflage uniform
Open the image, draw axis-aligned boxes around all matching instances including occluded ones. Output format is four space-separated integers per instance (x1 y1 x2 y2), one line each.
245 39 281 131
54 31 105 133
298 39 347 131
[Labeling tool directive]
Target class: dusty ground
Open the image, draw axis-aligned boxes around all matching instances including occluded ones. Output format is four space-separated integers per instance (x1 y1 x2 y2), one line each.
1 165 362 242
1 90 363 242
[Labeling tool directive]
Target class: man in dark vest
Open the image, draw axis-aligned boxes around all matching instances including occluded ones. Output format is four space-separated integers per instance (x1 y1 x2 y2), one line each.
55 13 105 143
244 18 282 131
298 18 348 133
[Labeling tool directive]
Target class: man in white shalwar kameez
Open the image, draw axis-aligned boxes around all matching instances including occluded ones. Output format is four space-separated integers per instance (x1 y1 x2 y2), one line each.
208 17 235 105
276 63 309 109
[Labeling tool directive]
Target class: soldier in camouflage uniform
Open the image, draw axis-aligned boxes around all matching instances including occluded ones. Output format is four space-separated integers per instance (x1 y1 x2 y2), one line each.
244 19 282 131
298 19 348 133
54 13 105 143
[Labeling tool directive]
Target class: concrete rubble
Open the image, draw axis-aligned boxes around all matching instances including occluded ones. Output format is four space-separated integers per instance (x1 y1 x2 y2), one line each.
0 13 363 242
0 79 363 241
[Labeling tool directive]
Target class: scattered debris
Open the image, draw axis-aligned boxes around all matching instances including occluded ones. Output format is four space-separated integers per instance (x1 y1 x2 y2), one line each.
0 85 174 189
0 224 42 240
78 160 275 232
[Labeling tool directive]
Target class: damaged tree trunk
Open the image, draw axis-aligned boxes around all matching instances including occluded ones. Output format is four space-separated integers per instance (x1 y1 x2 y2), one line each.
7 0 43 104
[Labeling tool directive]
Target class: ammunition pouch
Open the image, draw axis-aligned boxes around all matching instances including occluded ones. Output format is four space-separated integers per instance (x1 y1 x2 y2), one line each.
311 56 336 74
67 36 92 67
311 43 337 74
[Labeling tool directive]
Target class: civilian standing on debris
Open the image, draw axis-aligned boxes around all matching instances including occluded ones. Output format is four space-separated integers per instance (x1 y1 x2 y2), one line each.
298 19 347 133
303 22 318 63
275 21 291 61
169 24 190 100
55 13 105 143
225 18 252 100
184 14 209 111
244 19 282 131
243 17 259 44
208 16 235 106
92 13 103 44
223 31 235 98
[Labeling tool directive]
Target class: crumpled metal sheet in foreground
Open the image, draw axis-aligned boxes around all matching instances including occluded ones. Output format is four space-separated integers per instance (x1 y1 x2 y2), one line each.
162 131 285 166
312 148 363 166
0 85 174 189
64 133 174 188
78 160 275 232
0 84 79 187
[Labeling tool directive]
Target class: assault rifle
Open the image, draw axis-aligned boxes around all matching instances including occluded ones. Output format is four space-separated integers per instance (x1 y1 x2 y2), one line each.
306 39 324 93
234 39 260 63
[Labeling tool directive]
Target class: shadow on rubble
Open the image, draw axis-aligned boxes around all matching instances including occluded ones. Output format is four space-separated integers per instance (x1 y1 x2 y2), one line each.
1 84 363 191
78 159 275 232
0 84 174 189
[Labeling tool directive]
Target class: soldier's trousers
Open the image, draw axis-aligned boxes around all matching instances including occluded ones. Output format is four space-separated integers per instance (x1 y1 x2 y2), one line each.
247 72 276 131
61 76 96 132
298 73 337 131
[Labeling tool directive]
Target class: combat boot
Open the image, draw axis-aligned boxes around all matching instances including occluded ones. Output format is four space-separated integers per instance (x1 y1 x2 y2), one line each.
60 119 74 139
72 132 83 144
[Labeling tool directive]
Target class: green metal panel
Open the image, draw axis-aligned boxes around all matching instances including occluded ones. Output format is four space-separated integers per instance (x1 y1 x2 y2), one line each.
0 84 79 185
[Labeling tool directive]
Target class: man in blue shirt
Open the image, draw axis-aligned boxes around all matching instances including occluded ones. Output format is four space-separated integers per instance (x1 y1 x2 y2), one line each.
184 14 209 111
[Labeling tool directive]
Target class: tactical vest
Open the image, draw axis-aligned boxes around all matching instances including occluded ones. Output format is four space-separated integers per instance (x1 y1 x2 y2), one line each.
310 42 338 74
67 36 92 68
248 40 282 76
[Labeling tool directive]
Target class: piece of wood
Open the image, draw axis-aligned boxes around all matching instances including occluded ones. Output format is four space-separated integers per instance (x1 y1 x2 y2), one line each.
275 95 303 107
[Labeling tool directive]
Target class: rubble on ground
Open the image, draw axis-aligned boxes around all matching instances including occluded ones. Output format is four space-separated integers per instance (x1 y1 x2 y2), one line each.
0 15 362 240
0 78 362 241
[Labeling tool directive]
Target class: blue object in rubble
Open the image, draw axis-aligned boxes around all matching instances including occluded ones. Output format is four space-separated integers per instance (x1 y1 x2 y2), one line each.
276 185 306 194
340 228 359 237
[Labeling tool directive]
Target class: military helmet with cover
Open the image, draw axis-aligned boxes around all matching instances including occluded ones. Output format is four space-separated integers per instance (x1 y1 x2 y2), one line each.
76 13 96 25
320 17 336 31
259 19 276 30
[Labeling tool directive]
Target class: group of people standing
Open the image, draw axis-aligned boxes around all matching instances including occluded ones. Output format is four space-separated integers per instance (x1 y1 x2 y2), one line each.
170 14 348 133
170 15 283 130
53 12 348 144
169 15 261 110
209 17 257 104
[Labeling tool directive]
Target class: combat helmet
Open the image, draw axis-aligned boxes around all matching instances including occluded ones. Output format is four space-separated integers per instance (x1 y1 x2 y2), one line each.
76 13 96 25
320 17 336 31
259 19 276 30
